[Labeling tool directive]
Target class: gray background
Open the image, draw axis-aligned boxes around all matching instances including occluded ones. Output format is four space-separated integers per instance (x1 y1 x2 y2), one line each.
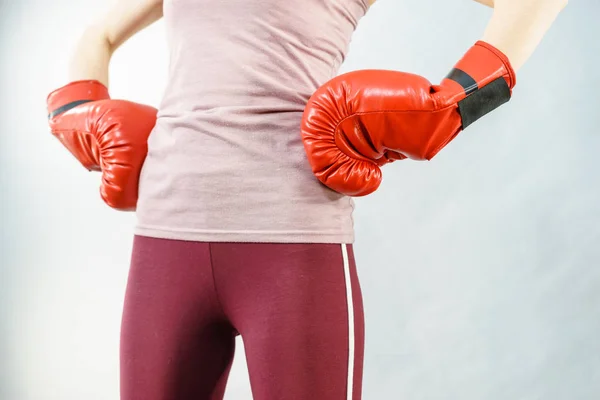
1 0 598 399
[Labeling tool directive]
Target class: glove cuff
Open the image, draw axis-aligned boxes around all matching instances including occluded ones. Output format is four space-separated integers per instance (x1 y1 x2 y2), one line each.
444 41 516 96
47 80 110 119
440 41 517 130
472 40 517 89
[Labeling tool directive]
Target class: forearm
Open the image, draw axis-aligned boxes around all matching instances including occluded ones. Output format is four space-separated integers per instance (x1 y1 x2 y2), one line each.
473 0 494 8
68 25 113 87
481 0 568 71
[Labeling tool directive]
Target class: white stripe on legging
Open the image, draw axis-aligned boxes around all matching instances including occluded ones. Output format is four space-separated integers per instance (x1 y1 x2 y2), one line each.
341 243 355 400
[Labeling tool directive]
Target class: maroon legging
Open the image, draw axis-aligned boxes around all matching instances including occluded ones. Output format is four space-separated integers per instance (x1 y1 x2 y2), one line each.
120 236 365 400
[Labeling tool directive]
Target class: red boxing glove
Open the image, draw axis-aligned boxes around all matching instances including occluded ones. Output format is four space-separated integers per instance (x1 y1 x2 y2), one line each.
301 41 517 196
47 80 157 211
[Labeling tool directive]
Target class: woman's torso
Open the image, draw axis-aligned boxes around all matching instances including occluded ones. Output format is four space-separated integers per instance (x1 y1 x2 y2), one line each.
135 0 370 243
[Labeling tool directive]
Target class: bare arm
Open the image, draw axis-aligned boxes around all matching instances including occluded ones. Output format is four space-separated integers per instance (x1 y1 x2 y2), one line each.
481 0 568 71
68 0 164 87
473 0 494 7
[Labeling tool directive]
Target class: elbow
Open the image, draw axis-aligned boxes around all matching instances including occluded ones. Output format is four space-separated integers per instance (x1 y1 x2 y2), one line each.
79 24 114 56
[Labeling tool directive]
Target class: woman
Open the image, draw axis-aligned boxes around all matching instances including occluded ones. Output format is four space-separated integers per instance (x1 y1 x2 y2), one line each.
46 0 567 398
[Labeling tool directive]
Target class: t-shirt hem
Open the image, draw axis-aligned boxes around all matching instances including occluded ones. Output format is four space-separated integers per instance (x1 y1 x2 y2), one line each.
133 225 355 244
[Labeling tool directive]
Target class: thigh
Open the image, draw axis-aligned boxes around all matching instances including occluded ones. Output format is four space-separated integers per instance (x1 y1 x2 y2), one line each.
212 242 365 400
120 236 236 400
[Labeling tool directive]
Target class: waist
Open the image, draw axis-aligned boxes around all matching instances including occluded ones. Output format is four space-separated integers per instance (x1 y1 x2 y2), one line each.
158 68 315 119
148 108 307 166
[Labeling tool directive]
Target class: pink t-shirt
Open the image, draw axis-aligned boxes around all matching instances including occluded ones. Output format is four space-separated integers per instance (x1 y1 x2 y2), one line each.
135 0 370 243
